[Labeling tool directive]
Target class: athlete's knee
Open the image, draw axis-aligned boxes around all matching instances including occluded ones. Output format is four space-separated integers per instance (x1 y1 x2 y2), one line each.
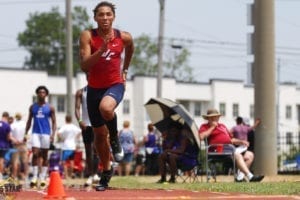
32 152 39 160
100 108 114 121
99 99 116 121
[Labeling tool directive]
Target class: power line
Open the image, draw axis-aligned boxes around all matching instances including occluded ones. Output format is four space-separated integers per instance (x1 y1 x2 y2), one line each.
0 0 62 5
0 0 93 5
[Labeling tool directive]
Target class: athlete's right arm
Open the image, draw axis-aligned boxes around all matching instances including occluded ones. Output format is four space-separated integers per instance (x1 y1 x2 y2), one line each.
79 30 107 72
24 105 33 142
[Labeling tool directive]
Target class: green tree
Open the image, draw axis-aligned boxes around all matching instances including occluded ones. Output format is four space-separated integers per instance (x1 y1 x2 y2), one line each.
18 8 193 80
17 6 92 75
131 34 194 81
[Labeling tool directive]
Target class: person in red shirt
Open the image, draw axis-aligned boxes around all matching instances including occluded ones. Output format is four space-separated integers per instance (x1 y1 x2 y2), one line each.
79 1 134 191
198 108 264 182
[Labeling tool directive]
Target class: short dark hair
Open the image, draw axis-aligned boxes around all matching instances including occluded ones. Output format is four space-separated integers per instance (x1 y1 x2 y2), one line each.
236 116 243 124
148 123 154 132
93 1 116 17
2 111 9 118
35 85 49 95
65 115 72 123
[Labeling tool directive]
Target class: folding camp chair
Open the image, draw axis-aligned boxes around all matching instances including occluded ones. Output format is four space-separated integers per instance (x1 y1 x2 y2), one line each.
205 143 236 182
176 159 202 183
175 146 203 183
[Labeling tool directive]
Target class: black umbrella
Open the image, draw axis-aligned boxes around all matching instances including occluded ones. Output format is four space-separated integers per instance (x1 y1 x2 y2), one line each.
144 97 200 149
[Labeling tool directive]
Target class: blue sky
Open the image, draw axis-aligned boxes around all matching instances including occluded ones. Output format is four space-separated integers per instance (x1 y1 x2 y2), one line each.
0 0 299 83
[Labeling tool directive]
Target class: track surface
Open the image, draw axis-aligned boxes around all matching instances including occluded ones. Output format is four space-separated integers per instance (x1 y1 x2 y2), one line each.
8 187 300 200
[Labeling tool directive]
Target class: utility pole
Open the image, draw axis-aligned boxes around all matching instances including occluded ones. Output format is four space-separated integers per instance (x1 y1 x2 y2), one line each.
157 0 165 98
246 0 254 84
276 58 281 150
253 0 277 175
66 0 73 116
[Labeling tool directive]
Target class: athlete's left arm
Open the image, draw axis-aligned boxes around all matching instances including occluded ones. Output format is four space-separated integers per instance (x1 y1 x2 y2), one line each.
121 31 134 81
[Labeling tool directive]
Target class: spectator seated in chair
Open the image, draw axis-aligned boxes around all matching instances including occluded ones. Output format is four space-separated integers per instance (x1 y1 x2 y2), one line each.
157 122 198 184
199 108 264 182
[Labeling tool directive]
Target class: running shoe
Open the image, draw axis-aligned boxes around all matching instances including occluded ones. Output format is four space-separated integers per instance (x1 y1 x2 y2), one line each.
30 178 37 188
84 176 93 187
95 167 113 191
39 180 47 190
92 174 100 183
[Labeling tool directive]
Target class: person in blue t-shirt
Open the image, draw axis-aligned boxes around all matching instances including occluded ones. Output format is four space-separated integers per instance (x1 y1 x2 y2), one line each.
24 86 56 189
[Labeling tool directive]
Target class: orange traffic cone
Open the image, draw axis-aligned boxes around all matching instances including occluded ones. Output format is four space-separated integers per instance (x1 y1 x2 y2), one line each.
44 171 67 199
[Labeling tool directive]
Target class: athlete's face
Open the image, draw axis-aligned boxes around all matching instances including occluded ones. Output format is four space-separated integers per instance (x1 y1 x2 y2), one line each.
94 6 115 31
37 89 47 101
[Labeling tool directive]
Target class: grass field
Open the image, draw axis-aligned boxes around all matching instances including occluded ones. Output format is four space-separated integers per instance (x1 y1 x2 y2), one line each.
108 175 300 195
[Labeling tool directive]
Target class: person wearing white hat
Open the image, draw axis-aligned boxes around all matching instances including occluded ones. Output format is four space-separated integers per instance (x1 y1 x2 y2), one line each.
198 108 264 182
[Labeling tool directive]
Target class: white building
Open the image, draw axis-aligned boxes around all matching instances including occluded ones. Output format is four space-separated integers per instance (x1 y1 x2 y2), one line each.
1 68 299 164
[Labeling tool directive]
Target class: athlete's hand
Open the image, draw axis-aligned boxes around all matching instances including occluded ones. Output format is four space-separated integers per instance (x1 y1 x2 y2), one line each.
78 121 86 130
23 135 29 143
50 134 55 143
99 42 108 54
99 38 111 55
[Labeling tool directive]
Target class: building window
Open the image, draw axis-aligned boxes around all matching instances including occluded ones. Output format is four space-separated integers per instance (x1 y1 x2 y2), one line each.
219 103 226 116
57 96 65 112
286 132 293 145
232 103 239 117
250 104 254 119
194 102 201 116
285 105 292 119
123 99 130 114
